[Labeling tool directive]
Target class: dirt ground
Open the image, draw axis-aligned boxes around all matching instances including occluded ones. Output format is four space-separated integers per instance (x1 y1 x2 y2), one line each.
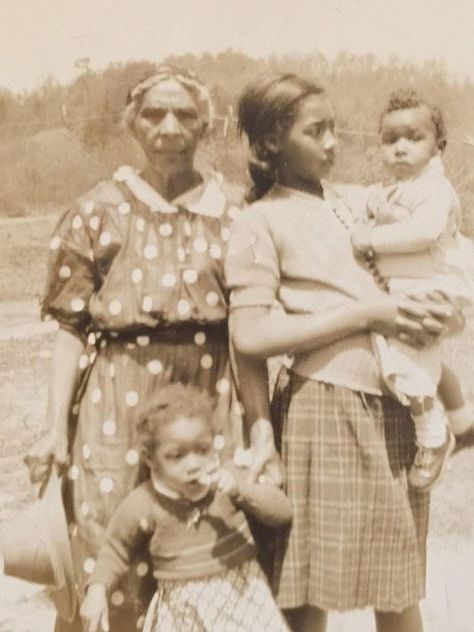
0 299 473 632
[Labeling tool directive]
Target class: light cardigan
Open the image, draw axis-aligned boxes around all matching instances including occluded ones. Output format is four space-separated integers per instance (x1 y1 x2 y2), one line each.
224 185 386 395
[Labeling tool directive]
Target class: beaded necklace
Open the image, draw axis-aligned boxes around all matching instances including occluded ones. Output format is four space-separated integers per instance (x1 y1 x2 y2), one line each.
330 197 390 294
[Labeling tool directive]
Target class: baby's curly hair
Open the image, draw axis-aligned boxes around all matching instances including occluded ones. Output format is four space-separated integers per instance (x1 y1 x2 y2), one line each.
137 383 217 461
380 88 447 150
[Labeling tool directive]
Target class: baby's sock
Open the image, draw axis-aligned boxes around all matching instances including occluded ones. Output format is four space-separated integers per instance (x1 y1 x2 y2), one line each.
412 403 448 448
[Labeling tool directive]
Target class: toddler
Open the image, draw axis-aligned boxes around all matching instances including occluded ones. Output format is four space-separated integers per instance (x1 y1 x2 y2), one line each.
351 89 474 490
79 383 291 632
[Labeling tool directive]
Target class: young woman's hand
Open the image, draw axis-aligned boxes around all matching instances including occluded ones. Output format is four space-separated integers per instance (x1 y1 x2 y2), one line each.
368 293 463 348
247 418 285 487
80 584 109 632
24 429 69 484
350 221 373 257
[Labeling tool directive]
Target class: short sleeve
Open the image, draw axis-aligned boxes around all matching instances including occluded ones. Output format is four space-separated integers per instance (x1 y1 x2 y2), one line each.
41 201 97 338
224 210 279 309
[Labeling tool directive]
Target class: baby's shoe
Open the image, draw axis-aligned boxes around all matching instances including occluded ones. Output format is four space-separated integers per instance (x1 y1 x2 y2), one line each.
408 430 456 491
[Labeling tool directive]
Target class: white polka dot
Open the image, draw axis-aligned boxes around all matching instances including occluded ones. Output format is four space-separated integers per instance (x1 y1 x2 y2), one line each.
78 354 89 370
89 216 100 231
89 350 97 363
136 217 145 232
125 449 139 465
139 518 149 531
111 591 124 606
206 291 219 307
109 299 122 315
84 200 95 214
142 296 153 312
83 558 96 574
109 362 116 378
184 221 192 237
177 299 191 316
91 388 102 404
221 227 231 242
87 332 96 345
144 244 158 260
194 331 206 346
59 265 71 280
72 404 80 416
67 465 79 480
159 223 173 237
131 268 143 284
216 378 230 394
49 236 61 250
71 298 85 312
82 444 91 460
183 269 198 284
193 237 207 253
161 273 176 287
177 247 186 262
125 391 139 407
100 477 114 493
110 331 119 338
81 502 90 517
102 420 117 436
213 435 226 450
99 231 112 246
209 244 222 259
136 562 149 577
147 359 162 375
200 354 213 369
72 215 83 230
136 335 150 347
118 202 130 215
100 339 106 349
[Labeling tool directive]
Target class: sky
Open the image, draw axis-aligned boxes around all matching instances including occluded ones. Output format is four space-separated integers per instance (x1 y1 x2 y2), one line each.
1 0 473 93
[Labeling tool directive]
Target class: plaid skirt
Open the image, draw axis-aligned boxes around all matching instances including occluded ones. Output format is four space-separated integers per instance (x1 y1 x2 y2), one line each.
271 368 429 612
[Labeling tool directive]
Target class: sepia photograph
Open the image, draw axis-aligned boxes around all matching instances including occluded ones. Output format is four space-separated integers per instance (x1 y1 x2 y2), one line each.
0 1 473 630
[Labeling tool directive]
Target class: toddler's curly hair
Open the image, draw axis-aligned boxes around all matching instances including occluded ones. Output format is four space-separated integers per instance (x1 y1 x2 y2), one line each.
137 383 217 460
380 88 447 150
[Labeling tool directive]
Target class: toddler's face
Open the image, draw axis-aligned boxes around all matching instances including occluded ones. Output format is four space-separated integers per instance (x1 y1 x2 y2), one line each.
149 415 218 501
380 106 439 181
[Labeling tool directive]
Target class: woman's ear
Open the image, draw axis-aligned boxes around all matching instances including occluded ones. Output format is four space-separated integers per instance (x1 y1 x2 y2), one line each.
262 135 280 157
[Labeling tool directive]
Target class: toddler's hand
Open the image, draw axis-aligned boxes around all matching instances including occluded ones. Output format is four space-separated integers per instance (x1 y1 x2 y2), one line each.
350 221 373 256
80 583 109 632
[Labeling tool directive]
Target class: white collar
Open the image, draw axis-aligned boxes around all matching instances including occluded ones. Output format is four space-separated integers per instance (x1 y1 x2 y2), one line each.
113 165 226 217
150 471 182 500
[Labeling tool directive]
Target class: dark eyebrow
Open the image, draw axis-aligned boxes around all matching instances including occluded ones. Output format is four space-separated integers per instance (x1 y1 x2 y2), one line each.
141 106 197 117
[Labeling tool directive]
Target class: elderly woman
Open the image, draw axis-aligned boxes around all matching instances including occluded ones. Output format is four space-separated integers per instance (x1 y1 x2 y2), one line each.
26 66 246 632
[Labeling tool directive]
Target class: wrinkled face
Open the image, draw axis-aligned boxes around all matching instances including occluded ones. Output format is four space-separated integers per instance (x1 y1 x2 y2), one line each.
132 77 203 170
274 94 336 194
149 415 217 501
380 106 439 181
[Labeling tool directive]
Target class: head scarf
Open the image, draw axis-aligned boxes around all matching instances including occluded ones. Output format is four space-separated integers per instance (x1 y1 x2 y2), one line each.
124 65 214 128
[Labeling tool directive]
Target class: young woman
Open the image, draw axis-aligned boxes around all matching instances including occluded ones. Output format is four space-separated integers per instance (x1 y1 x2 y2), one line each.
224 73 464 632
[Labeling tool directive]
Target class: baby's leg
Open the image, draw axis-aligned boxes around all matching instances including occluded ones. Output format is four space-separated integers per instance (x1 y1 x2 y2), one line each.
438 364 473 436
408 397 455 491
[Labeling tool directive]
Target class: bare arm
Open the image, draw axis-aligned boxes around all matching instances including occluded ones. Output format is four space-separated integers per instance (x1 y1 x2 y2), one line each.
25 328 85 482
230 295 460 360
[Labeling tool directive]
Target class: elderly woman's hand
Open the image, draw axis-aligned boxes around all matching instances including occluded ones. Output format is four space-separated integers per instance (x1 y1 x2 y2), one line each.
24 429 69 485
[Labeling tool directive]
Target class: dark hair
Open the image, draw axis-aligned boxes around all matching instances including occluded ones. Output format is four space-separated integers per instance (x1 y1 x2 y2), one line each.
380 89 447 150
137 383 216 461
238 73 325 202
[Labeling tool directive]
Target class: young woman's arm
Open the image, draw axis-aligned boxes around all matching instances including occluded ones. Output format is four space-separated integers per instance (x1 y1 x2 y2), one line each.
231 350 283 485
230 294 455 359
25 328 84 483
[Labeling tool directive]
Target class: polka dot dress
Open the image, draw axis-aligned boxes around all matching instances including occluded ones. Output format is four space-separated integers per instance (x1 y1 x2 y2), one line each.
42 167 244 631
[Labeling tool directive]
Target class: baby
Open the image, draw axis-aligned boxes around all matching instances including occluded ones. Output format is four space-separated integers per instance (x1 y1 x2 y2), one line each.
79 383 291 632
351 89 474 490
